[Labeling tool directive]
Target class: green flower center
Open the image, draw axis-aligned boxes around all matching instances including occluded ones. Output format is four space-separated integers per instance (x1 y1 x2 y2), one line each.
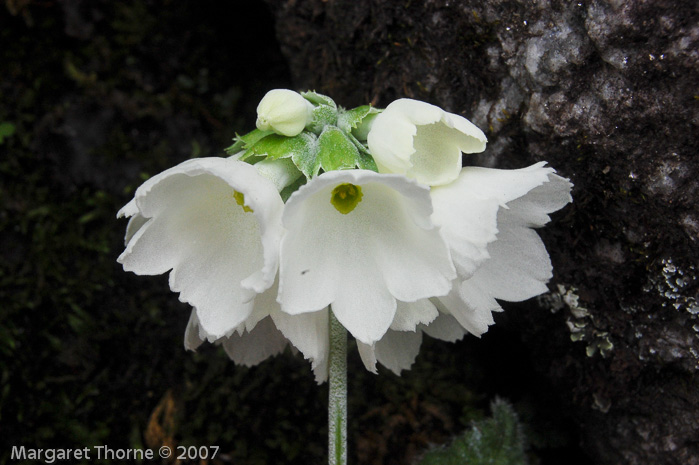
233 191 253 213
331 183 363 214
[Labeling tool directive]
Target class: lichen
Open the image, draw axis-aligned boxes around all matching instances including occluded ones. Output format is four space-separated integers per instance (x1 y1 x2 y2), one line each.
540 285 614 358
639 258 699 369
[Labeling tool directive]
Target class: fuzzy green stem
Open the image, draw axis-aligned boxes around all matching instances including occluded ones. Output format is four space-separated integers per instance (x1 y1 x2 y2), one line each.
328 309 347 465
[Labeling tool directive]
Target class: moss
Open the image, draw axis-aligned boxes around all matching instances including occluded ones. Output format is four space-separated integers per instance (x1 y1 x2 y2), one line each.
0 1 301 463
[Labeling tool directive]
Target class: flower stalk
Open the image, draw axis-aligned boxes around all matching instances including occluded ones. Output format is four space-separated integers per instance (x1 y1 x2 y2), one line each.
328 308 347 465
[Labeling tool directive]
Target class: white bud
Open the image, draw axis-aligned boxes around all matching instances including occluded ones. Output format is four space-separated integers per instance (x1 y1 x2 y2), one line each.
256 89 313 137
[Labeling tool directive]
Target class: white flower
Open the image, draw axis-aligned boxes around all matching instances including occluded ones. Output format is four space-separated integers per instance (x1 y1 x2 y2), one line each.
185 280 331 383
117 157 284 341
366 98 487 186
256 89 313 137
434 163 572 330
357 163 573 373
277 169 456 346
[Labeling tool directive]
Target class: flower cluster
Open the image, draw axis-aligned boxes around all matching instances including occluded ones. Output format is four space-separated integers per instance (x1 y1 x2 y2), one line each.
118 89 572 382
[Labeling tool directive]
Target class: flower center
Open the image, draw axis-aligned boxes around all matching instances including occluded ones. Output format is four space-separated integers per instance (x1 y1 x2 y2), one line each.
331 183 363 214
233 191 253 213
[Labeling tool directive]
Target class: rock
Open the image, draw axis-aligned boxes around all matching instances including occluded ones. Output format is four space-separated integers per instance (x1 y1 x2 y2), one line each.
264 0 699 463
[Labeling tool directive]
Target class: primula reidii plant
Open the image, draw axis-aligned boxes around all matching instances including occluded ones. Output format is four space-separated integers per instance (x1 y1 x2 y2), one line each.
117 89 572 465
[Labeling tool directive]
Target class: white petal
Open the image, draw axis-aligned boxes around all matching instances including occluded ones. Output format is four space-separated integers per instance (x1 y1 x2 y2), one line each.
449 112 488 154
461 167 572 304
374 329 423 375
448 162 555 208
433 164 572 334
382 98 446 126
431 176 501 278
366 102 430 174
433 285 497 337
404 120 464 186
420 312 468 342
124 213 148 246
117 158 284 340
311 357 329 384
367 98 487 186
184 310 205 351
222 316 288 367
370 183 455 302
357 327 425 375
270 307 329 382
390 300 439 331
465 210 552 302
117 198 139 219
239 278 281 334
356 341 378 374
278 170 454 345
499 173 573 227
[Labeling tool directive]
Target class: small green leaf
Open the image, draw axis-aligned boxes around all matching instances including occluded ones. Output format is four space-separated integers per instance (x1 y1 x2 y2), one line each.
356 150 378 172
224 128 274 155
419 399 528 465
291 133 321 179
301 91 336 108
347 132 378 172
308 104 338 134
337 105 373 133
317 126 360 172
246 133 308 160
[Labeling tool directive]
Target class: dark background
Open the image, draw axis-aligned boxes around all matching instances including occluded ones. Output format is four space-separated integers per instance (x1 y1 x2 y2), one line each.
1 1 697 465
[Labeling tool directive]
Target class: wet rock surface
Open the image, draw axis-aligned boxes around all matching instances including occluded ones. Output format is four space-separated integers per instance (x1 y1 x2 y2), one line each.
265 0 699 463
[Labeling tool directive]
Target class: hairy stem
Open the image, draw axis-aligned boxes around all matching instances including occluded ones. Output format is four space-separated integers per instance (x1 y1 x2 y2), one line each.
328 308 347 465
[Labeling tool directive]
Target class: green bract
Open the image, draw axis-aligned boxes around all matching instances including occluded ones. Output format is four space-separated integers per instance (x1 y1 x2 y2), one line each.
318 126 359 171
226 92 379 184
339 105 380 142
308 105 338 134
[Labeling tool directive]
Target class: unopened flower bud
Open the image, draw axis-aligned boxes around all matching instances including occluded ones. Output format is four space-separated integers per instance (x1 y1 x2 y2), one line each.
256 89 313 137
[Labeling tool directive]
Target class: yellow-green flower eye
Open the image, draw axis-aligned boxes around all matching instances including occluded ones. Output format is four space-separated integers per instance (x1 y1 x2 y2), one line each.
233 191 253 213
331 183 363 214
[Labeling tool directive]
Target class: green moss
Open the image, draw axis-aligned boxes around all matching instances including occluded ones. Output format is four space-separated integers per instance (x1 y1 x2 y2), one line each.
0 2 298 463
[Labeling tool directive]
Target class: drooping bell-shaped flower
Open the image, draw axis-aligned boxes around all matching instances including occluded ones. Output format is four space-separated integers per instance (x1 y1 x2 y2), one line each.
366 98 487 186
277 169 456 346
433 163 572 330
356 163 573 374
117 158 284 341
256 89 314 137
